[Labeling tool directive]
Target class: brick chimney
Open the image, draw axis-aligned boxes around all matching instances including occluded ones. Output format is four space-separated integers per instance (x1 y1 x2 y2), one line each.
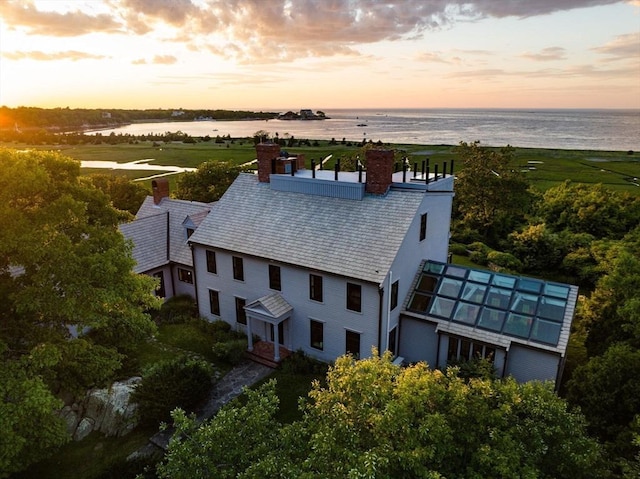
365 149 394 195
152 178 170 204
256 143 281 182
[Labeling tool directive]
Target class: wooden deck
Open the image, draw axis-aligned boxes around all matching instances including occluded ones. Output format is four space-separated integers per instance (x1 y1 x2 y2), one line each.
246 341 292 368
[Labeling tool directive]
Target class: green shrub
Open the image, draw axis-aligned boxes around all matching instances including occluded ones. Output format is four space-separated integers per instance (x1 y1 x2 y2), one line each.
211 339 247 365
487 250 523 272
155 294 198 324
281 349 327 375
449 242 468 256
131 357 213 426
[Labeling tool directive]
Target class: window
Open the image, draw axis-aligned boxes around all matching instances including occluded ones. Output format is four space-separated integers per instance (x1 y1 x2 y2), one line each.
235 297 246 325
310 274 323 302
208 290 220 316
447 336 496 363
310 320 323 350
153 271 165 297
419 213 427 241
177 268 193 284
390 280 399 310
346 283 361 312
388 327 397 356
269 264 281 291
346 330 361 358
232 256 244 281
206 250 217 274
186 227 195 239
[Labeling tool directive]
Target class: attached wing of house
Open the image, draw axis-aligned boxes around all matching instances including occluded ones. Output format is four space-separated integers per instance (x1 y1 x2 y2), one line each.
119 179 213 298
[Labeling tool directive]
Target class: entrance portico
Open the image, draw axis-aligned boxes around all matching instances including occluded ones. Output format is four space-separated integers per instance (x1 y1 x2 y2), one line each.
244 293 293 362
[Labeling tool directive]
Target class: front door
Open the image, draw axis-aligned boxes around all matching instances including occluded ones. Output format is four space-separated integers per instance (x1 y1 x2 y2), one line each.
269 322 285 345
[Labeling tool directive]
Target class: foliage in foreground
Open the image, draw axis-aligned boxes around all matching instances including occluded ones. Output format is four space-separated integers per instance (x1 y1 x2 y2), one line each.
0 149 160 477
157 352 604 479
131 357 213 427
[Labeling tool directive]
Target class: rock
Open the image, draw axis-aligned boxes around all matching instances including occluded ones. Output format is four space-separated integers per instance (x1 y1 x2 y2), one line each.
59 406 80 434
73 417 95 441
63 376 142 441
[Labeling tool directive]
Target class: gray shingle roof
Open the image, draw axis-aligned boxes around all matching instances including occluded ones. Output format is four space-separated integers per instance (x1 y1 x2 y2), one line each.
189 173 426 284
245 293 293 319
121 196 212 272
119 213 168 273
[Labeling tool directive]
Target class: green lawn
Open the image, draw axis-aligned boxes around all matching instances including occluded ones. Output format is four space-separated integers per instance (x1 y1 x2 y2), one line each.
3 139 638 194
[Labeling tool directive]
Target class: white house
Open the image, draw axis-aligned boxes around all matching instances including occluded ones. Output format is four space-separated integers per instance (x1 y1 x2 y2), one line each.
188 145 454 364
122 144 577 386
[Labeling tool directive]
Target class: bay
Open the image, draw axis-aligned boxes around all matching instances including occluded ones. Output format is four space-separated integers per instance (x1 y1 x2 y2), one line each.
92 108 640 152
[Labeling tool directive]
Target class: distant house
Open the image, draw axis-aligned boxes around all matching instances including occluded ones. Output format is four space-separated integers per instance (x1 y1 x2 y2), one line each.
122 144 577 386
119 179 213 299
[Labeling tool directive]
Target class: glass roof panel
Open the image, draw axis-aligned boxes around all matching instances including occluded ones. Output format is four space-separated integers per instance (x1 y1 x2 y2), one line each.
438 277 463 298
452 302 481 325
424 262 445 274
429 296 456 319
468 270 492 284
503 313 533 338
485 287 512 309
544 283 570 299
511 291 539 315
538 296 567 322
413 261 574 347
416 274 438 293
407 292 432 313
530 319 562 345
478 308 506 332
492 274 516 289
445 265 467 279
461 283 487 303
517 278 543 293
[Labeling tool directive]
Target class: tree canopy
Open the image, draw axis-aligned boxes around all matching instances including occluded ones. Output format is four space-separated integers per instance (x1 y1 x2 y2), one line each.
174 160 246 203
158 352 603 479
452 141 533 243
0 149 159 476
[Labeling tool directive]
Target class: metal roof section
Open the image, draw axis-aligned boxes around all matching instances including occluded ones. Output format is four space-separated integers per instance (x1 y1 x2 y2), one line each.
269 169 454 200
404 260 577 355
188 173 429 284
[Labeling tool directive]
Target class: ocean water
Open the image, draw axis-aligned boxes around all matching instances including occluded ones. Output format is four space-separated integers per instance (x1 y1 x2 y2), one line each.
94 108 640 151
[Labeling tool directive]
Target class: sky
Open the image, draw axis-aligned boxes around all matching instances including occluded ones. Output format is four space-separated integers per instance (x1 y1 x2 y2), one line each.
0 0 639 110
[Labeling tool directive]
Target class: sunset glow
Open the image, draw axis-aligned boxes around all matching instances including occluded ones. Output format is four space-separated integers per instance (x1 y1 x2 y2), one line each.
1 0 639 110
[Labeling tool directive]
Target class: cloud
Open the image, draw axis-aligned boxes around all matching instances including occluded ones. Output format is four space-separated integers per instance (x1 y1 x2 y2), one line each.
521 47 567 61
454 0 621 19
132 55 178 65
2 50 108 61
592 32 640 60
0 0 628 62
0 0 122 36
152 55 178 64
415 51 452 64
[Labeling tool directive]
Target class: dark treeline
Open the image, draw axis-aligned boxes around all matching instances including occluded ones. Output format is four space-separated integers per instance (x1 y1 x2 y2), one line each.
0 106 279 131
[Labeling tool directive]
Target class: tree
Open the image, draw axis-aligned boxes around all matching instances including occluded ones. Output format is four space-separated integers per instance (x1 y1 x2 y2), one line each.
89 173 149 215
0 149 159 474
158 352 603 478
0 346 69 478
582 250 640 357
538 181 640 240
453 141 533 244
566 344 640 462
174 160 245 203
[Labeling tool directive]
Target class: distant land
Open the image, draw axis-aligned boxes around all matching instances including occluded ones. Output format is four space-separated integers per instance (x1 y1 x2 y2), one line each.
0 107 281 131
